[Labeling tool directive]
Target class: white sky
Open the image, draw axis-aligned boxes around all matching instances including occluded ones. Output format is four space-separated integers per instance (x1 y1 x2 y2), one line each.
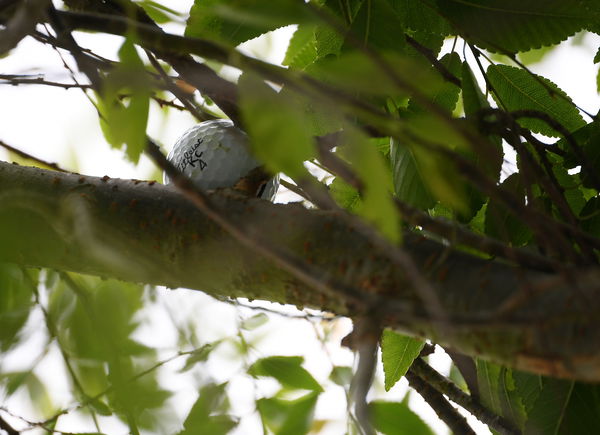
1 6 599 435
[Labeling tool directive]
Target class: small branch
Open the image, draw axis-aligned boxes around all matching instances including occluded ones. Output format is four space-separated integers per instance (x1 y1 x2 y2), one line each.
0 74 92 89
409 358 519 435
145 50 214 122
405 35 461 87
0 139 68 172
405 370 477 435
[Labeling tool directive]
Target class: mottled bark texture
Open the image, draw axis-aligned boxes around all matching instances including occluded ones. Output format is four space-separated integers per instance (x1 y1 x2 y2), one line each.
2 161 600 381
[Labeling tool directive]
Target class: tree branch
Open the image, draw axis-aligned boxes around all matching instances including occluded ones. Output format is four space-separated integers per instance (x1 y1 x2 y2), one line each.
409 358 519 435
405 370 476 435
3 162 600 380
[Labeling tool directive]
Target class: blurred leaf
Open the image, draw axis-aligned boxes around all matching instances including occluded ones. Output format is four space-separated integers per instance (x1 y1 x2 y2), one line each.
106 357 172 429
518 45 555 65
0 263 34 351
248 356 323 392
257 391 319 435
97 36 150 163
186 0 312 46
2 371 29 396
179 382 237 435
311 51 446 102
329 366 353 387
581 197 600 237
1 371 54 417
181 341 223 372
23 372 54 417
487 64 585 136
408 52 463 114
380 330 424 391
340 131 401 242
241 312 269 330
485 173 532 245
239 73 316 178
369 400 434 435
135 0 182 23
329 177 360 212
432 0 596 53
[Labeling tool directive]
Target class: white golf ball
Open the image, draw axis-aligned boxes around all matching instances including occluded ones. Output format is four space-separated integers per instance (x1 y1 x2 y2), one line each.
164 119 278 201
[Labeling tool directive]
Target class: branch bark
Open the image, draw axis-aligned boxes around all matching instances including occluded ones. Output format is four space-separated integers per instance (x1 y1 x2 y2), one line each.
2 161 600 381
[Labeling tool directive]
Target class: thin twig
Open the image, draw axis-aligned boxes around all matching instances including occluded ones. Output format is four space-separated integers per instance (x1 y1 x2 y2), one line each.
405 35 461 86
145 50 213 122
0 140 68 172
0 74 92 89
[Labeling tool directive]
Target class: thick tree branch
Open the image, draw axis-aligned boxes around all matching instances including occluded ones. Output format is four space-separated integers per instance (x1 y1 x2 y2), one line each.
3 162 600 381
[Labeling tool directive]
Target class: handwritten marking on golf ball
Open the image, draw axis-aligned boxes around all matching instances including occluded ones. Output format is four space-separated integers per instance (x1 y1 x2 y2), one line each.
178 138 208 172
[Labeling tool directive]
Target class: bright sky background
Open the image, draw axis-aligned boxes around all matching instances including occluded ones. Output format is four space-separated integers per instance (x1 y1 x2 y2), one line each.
1 3 599 434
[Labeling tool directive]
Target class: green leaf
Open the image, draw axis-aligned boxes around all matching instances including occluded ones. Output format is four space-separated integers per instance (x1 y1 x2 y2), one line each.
369 400 434 435
180 341 223 372
248 356 323 392
433 0 596 53
408 52 463 114
97 36 150 163
461 62 489 117
1 371 54 417
556 120 600 189
518 45 555 66
485 173 532 245
340 132 401 242
257 391 319 435
487 64 585 136
346 0 407 52
329 366 353 387
390 138 436 210
283 24 318 69
476 360 526 428
388 0 451 36
179 383 237 435
0 263 34 351
580 197 600 237
241 312 269 330
239 73 316 178
380 330 424 391
135 0 182 24
329 177 361 212
186 0 312 46
311 51 446 101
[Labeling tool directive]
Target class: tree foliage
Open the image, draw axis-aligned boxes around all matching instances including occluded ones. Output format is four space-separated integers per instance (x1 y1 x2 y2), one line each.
1 0 600 433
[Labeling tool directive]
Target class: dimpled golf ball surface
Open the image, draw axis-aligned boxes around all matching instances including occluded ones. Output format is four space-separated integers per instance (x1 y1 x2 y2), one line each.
165 119 278 201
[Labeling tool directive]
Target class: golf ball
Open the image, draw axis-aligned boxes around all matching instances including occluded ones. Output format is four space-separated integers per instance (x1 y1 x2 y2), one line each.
164 119 278 201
